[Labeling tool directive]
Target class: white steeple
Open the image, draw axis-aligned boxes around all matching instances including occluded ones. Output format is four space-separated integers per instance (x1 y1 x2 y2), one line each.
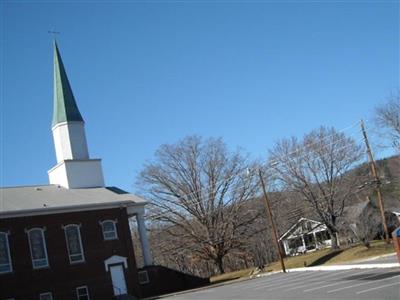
48 41 105 189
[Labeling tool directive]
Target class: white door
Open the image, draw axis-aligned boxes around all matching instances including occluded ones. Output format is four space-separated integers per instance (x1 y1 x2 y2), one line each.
110 264 128 295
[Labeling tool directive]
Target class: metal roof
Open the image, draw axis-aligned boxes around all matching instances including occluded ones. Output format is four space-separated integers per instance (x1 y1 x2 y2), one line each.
0 185 146 218
52 41 84 127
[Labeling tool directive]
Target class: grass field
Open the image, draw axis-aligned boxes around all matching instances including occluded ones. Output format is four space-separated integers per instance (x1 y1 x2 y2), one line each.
267 248 332 271
210 240 396 283
326 240 395 264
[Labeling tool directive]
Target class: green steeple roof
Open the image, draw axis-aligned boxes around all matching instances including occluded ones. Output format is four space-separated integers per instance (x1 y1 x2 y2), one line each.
52 41 84 127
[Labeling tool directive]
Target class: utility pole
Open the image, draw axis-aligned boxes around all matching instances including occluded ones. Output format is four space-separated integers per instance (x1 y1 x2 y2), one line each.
360 119 390 243
258 168 287 273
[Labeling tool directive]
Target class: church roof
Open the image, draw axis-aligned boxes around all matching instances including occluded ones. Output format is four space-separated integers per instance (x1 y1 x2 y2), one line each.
0 185 146 218
52 41 84 127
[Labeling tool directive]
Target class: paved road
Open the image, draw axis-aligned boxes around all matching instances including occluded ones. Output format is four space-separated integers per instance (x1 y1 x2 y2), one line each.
164 267 400 300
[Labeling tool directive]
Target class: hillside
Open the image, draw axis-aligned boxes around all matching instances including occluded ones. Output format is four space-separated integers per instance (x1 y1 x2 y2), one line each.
264 155 400 236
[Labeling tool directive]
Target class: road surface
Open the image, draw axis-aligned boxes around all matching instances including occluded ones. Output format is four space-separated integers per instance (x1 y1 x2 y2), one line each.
163 259 400 300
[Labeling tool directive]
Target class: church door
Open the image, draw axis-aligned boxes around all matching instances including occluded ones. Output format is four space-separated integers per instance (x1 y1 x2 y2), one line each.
110 264 128 295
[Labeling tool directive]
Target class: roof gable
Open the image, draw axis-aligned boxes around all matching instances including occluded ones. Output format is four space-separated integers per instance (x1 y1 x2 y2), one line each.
279 217 323 240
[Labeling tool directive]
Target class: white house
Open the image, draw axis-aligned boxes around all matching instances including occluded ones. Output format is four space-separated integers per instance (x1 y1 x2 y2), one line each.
279 218 333 256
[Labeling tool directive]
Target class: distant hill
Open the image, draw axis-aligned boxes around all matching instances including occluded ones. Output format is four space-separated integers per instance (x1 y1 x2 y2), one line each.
257 155 400 235
371 155 400 211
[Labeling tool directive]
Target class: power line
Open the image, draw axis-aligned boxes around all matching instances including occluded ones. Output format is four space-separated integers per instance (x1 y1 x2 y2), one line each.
143 147 397 264
144 128 364 214
147 176 393 259
142 122 362 205
147 136 366 220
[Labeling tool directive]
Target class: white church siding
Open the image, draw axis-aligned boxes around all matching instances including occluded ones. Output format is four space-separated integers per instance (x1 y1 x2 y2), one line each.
52 121 89 162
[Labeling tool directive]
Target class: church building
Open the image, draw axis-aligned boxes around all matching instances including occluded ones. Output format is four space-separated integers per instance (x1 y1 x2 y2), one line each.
0 42 153 300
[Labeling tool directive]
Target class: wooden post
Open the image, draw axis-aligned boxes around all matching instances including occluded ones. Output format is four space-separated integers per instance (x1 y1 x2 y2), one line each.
360 119 390 243
258 169 287 273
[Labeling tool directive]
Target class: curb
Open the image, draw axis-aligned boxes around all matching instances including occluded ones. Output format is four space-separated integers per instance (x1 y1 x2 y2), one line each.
282 263 399 272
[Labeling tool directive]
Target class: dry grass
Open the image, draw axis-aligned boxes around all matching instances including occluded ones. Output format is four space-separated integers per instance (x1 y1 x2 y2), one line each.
267 248 332 271
326 240 395 265
210 267 256 283
210 240 395 283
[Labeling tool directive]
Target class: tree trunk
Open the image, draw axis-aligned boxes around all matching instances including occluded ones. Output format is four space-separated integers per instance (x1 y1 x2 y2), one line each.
328 229 339 250
215 256 225 274
362 239 370 248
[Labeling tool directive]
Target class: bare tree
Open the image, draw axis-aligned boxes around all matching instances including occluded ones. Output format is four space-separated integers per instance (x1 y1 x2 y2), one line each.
375 92 400 152
340 198 381 248
137 136 261 274
268 127 365 250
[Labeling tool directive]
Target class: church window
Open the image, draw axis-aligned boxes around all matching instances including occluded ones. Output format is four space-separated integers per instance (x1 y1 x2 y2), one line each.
100 220 118 240
0 231 12 273
39 292 53 300
76 286 90 300
64 224 85 263
27 228 49 269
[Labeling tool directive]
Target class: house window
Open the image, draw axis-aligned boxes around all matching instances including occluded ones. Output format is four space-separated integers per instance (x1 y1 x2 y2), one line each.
138 270 150 284
64 225 85 263
100 220 118 240
27 228 49 269
76 286 90 300
0 231 12 274
39 292 53 300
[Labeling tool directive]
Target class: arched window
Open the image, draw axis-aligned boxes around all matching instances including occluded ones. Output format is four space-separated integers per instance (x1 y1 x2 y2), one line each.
63 224 85 264
0 231 12 273
100 220 118 240
26 228 49 269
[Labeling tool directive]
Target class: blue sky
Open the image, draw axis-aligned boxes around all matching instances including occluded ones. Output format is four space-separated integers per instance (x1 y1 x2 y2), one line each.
1 1 399 192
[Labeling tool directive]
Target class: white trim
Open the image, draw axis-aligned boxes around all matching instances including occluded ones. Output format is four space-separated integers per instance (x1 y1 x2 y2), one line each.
47 158 102 173
51 120 85 131
76 285 90 300
0 201 145 219
0 231 13 274
64 224 85 264
39 292 53 300
100 220 118 240
104 255 128 271
26 228 49 269
279 218 323 241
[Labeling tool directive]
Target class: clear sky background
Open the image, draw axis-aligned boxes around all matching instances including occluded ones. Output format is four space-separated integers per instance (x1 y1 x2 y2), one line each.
1 1 399 192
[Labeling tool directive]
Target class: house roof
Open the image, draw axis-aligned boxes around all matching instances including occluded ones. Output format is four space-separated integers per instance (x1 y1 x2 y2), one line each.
278 217 323 241
342 200 372 218
52 41 84 127
0 185 146 218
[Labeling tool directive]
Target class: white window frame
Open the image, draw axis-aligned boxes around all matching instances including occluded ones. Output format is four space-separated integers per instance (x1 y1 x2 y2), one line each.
63 224 85 264
76 285 90 300
99 220 118 241
138 270 150 284
26 227 49 269
39 292 53 300
0 231 13 274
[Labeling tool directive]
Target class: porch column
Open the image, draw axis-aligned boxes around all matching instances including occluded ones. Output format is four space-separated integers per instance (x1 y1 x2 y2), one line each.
136 211 153 266
301 235 306 250
312 232 317 249
283 240 289 255
336 233 340 247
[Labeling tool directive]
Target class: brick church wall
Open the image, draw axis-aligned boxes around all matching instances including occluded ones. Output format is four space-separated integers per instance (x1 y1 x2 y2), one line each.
0 207 141 300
